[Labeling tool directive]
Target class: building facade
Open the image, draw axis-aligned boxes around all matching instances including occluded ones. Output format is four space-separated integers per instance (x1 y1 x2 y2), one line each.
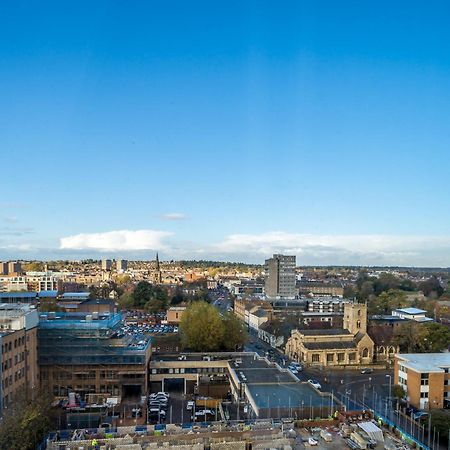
394 353 450 410
298 282 344 297
38 312 151 400
264 254 296 299
0 304 39 416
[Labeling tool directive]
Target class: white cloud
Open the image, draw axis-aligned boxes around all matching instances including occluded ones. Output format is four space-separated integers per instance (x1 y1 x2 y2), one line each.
3 216 18 224
160 212 186 221
212 232 450 266
60 229 173 251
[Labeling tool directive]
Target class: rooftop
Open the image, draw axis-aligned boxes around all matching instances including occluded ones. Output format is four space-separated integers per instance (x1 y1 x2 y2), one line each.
396 353 450 373
394 308 427 315
303 341 357 350
299 328 351 336
0 292 37 298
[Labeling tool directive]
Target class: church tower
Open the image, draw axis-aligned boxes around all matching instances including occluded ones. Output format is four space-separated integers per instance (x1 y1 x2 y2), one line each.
152 253 162 284
343 302 367 335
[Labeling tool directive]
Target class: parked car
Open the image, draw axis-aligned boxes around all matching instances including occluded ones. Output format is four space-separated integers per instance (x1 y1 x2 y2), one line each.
288 365 299 374
361 368 373 374
186 401 195 410
413 411 429 421
308 379 322 390
308 437 319 445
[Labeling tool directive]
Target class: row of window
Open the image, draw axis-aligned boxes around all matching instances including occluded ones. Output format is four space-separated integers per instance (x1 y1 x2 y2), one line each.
2 351 26 371
2 335 27 354
2 368 26 389
311 353 357 363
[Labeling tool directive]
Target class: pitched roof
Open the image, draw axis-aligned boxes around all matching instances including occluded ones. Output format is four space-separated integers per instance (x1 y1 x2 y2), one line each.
303 341 357 350
367 325 395 346
299 328 351 336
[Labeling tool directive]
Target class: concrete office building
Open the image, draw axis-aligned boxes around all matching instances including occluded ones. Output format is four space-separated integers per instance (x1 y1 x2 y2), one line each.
101 259 112 271
116 259 128 271
8 262 22 276
265 254 296 299
0 304 39 416
38 312 151 399
395 353 450 410
0 263 8 276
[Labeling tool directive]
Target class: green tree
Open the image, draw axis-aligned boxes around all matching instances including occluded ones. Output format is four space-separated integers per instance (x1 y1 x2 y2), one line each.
132 281 168 310
222 312 247 351
392 384 406 400
179 301 225 351
118 291 134 310
392 322 428 353
39 300 63 312
0 390 56 450
423 322 450 352
419 276 444 298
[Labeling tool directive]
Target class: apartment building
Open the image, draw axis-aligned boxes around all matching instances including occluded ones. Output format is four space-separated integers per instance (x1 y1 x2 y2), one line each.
395 353 450 410
0 304 39 416
265 254 296 299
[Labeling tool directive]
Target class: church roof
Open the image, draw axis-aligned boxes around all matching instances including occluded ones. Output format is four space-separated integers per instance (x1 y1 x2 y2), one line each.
299 328 351 336
303 341 357 350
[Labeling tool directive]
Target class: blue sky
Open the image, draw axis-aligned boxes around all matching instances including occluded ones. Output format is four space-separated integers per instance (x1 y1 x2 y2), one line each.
1 1 450 265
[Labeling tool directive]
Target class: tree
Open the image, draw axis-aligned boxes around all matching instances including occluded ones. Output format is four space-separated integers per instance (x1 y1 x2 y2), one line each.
179 301 225 351
39 300 63 312
0 390 56 450
423 322 450 352
118 291 134 310
419 276 444 298
222 312 247 351
392 384 406 400
393 322 450 353
392 322 428 353
132 281 168 310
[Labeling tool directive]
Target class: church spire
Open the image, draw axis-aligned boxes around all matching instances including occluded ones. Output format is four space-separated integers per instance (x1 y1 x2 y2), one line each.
153 252 162 284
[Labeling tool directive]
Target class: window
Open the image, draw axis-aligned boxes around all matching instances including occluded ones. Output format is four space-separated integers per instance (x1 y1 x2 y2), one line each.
362 348 369 358
327 354 334 362
421 373 429 386
349 353 356 361
312 354 320 363
337 353 345 362
420 392 429 398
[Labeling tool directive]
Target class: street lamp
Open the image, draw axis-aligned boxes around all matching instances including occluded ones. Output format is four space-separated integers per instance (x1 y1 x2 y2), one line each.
385 375 392 419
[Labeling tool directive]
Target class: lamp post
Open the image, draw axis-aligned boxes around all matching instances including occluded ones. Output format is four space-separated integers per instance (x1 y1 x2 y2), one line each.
386 374 392 419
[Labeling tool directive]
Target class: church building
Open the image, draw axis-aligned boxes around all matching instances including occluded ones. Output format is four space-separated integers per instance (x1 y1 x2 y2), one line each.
285 302 374 367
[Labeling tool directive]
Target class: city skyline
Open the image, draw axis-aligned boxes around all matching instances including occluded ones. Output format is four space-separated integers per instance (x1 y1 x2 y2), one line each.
2 2 450 266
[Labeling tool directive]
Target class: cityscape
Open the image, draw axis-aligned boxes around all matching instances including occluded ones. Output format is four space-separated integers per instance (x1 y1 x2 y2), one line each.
2 2 450 450
0 256 450 449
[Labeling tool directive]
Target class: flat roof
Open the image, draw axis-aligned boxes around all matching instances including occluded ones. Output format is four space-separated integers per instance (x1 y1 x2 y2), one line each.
396 353 450 373
0 292 37 298
395 308 426 315
248 383 330 408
